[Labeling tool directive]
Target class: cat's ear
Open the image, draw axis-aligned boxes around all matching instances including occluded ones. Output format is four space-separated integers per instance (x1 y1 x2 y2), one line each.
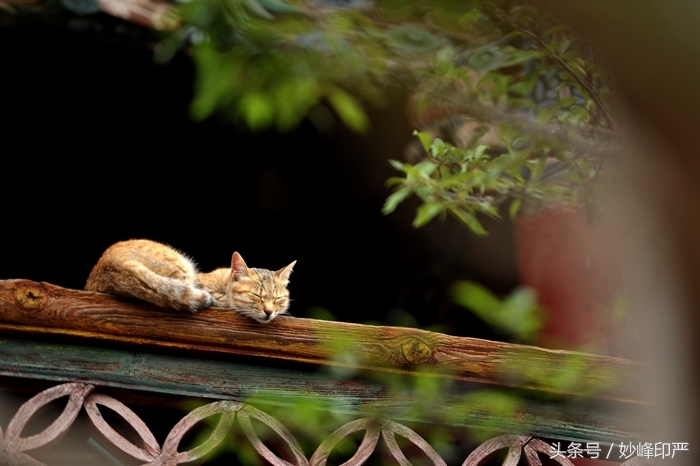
231 252 251 280
275 260 296 285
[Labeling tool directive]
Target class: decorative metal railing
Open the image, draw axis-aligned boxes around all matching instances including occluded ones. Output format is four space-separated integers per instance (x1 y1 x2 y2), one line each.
0 280 650 465
1 382 654 466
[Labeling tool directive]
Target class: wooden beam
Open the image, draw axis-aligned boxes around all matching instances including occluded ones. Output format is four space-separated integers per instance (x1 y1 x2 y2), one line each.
0 280 644 402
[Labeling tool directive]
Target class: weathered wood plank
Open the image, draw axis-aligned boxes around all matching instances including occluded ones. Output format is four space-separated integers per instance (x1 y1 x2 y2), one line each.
0 338 647 443
0 280 644 402
0 337 385 405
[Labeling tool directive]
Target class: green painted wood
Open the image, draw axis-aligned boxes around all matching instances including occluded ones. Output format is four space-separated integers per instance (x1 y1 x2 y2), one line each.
0 337 383 406
0 337 647 444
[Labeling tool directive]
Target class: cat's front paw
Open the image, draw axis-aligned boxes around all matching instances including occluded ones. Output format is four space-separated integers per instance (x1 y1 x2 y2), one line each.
183 289 216 313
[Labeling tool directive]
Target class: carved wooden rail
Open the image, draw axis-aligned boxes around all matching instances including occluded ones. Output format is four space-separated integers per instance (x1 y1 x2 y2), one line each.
0 280 652 464
0 382 655 466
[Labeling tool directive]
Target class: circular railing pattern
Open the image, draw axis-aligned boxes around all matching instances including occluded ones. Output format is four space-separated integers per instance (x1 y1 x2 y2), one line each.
0 383 653 466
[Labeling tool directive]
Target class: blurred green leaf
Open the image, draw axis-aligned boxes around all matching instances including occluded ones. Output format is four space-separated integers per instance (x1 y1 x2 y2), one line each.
473 144 490 161
451 209 488 236
385 24 448 57
239 92 275 130
509 71 539 97
327 89 369 132
452 281 500 317
413 202 444 228
414 159 439 178
388 160 405 172
413 130 433 152
383 187 412 215
508 198 522 220
452 281 543 342
241 0 275 19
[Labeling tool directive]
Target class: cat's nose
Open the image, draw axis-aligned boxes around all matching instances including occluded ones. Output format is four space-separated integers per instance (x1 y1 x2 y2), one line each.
264 309 273 317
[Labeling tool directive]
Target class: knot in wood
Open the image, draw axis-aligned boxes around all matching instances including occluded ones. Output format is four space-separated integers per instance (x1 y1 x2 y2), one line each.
14 284 47 311
400 336 433 365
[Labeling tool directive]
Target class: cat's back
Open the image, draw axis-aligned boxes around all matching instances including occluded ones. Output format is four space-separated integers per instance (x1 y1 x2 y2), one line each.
86 239 198 292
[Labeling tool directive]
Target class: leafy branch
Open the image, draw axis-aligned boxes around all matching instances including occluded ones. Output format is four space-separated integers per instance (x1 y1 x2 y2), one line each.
504 17 615 130
380 4 616 233
157 0 617 230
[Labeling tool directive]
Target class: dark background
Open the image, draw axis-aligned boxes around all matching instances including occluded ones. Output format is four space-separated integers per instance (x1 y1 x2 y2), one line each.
1 17 520 339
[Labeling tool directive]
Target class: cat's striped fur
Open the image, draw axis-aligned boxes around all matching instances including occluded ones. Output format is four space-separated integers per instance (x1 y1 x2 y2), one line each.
85 239 295 323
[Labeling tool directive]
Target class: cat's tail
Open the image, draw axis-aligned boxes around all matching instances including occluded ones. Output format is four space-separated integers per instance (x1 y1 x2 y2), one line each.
86 260 215 313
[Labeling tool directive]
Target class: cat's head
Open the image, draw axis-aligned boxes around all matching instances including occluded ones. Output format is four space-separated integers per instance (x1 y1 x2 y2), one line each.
226 252 296 324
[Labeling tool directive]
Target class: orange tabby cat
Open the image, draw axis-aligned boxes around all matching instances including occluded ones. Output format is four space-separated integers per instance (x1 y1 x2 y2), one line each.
85 239 295 323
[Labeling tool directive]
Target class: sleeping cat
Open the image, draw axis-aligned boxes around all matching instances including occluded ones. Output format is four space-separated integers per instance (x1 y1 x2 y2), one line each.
85 239 296 323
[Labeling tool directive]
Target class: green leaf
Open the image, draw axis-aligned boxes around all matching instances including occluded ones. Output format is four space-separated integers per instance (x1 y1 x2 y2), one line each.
383 187 412 215
453 282 543 342
385 24 448 57
557 37 571 56
328 89 369 133
239 92 275 130
509 72 539 97
274 79 321 130
414 160 439 178
384 176 406 187
414 184 434 200
500 47 542 67
477 202 500 219
451 281 500 317
413 202 444 228
501 288 536 319
430 138 448 158
529 156 547 182
413 130 433 152
190 46 233 121
508 198 522 220
473 144 490 161
388 160 405 172
449 208 487 236
241 0 275 19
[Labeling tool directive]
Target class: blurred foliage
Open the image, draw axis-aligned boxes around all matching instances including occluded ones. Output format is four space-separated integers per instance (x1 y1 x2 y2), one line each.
157 0 399 131
451 280 543 343
139 0 616 234
377 3 616 234
150 0 616 141
382 126 613 235
183 308 611 464
8 0 618 229
500 348 616 398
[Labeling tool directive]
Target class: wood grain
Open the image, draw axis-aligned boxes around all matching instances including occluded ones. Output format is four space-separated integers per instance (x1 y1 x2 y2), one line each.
0 280 643 402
